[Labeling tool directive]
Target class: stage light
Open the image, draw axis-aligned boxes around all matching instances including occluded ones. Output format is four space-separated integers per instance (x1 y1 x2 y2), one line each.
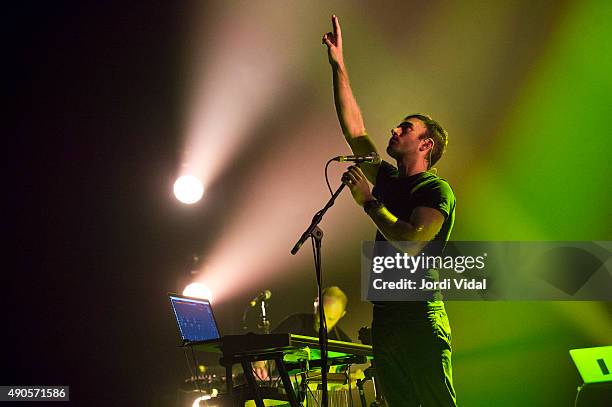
192 395 211 407
183 282 213 302
190 119 360 303
175 3 319 303
174 175 204 204
178 3 297 192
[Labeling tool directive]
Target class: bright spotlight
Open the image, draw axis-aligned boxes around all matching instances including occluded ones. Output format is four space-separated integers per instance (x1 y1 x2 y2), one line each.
192 395 211 407
183 282 213 302
174 175 204 204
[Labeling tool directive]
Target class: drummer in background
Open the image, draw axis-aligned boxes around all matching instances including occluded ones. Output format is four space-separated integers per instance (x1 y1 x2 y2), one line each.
253 286 352 380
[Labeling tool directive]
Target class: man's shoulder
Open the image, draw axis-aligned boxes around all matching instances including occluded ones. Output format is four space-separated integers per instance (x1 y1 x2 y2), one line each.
412 173 456 219
412 173 454 196
281 313 312 323
272 313 312 334
376 160 398 179
335 326 353 342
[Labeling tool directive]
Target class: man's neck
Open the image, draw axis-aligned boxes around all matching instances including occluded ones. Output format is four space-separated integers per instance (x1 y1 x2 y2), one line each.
396 157 428 178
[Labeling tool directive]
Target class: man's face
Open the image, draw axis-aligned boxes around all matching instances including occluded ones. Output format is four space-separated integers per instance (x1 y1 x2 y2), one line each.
315 296 346 331
386 117 429 160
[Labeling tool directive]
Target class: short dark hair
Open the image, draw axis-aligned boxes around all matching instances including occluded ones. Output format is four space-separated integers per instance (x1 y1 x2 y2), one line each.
405 114 448 168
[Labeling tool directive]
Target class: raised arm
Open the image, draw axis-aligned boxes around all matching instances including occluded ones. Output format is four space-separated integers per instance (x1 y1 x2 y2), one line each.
323 15 379 183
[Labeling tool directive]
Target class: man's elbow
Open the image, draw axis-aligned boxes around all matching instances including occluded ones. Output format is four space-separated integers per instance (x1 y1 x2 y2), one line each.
394 223 435 243
384 227 414 243
387 228 427 255
343 126 367 139
394 231 422 243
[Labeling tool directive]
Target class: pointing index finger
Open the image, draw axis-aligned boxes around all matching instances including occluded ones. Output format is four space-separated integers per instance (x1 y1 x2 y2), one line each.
332 15 341 38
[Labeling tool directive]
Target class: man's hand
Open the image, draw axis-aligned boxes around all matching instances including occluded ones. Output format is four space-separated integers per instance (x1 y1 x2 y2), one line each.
322 15 344 68
342 165 374 206
252 360 269 381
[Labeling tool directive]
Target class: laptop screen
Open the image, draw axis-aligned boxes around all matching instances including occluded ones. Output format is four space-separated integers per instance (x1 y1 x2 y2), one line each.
570 346 612 384
169 294 220 342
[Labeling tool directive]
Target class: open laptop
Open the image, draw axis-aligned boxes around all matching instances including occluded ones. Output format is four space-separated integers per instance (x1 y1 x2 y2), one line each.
570 346 612 384
168 293 221 344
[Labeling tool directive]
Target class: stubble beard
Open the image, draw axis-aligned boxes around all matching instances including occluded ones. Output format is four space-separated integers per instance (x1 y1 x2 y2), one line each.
386 144 399 159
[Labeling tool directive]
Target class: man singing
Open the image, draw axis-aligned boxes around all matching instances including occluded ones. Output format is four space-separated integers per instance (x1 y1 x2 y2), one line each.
322 15 457 406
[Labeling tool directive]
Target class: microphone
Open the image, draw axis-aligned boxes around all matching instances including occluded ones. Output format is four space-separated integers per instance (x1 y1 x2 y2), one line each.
249 290 272 307
333 153 381 164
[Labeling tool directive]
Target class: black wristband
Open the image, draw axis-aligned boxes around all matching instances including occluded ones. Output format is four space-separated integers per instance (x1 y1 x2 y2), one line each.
363 199 383 214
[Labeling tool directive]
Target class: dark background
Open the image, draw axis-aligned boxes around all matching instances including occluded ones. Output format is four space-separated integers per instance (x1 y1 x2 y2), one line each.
9 2 201 404
8 3 337 405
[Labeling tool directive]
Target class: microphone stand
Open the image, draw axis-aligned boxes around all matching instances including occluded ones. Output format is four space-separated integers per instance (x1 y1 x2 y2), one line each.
259 300 271 334
291 183 346 407
241 299 272 334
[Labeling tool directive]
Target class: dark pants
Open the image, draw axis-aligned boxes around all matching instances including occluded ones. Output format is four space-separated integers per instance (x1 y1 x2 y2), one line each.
372 303 457 407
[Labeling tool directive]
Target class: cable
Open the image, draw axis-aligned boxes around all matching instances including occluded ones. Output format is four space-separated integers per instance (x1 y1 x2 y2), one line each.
183 346 203 395
311 238 320 287
293 373 307 407
347 364 353 407
189 346 203 394
182 346 194 381
292 373 301 403
273 373 282 388
305 377 321 407
324 159 335 197
311 232 329 407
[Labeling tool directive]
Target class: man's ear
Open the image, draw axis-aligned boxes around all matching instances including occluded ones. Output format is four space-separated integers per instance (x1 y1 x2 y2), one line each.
420 138 434 152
